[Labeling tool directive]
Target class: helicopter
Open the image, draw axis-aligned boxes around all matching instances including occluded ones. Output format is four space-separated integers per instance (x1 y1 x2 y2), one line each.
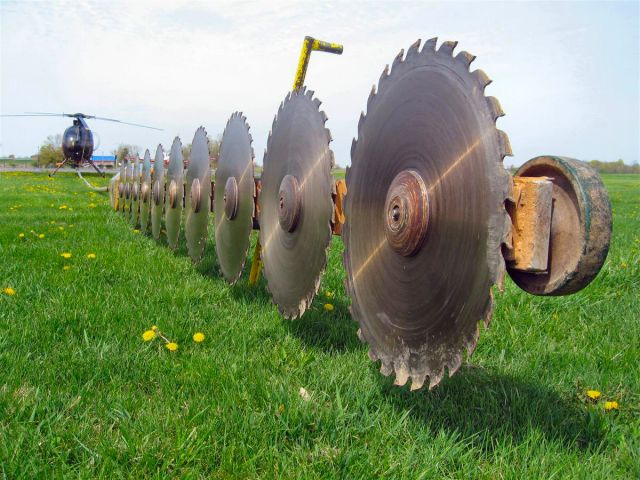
1 112 161 176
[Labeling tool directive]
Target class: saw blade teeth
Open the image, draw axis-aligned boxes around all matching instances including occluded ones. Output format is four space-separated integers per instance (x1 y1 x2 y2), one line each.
482 290 495 329
463 321 480 358
428 369 444 390
393 365 409 387
438 40 457 56
313 97 322 110
455 50 476 69
358 111 366 132
320 110 328 123
486 96 505 120
306 89 315 99
497 129 513 158
380 361 393 377
325 128 333 143
447 353 463 377
471 69 492 91
407 38 421 58
350 138 358 160
367 84 376 111
410 374 426 391
392 48 405 71
422 37 437 53
378 64 390 89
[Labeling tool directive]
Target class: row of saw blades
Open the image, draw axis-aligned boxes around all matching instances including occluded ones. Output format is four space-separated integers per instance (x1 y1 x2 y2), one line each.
109 37 611 391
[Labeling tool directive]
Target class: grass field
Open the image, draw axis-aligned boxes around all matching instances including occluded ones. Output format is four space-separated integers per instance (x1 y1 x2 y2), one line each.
0 171 638 478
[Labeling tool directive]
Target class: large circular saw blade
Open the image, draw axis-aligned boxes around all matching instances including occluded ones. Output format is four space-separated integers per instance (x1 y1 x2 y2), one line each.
215 112 255 284
151 144 165 240
125 159 134 220
185 127 211 263
118 159 127 213
259 89 334 319
130 157 141 227
343 38 512 390
165 137 184 250
139 149 152 232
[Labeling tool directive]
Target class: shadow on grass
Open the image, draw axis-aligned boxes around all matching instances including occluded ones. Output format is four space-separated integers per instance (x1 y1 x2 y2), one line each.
378 364 607 452
283 298 362 353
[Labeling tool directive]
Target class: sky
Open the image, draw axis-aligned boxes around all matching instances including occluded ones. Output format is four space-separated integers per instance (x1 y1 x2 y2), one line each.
1 0 638 167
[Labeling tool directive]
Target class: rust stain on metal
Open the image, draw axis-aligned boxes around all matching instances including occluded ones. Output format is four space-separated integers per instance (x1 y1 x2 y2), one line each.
505 176 553 272
331 178 347 235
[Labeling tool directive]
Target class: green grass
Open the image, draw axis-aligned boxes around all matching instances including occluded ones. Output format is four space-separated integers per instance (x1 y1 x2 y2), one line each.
0 171 638 478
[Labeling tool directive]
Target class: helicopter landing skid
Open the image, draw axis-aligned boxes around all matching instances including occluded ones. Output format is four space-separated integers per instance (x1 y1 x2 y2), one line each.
48 159 105 177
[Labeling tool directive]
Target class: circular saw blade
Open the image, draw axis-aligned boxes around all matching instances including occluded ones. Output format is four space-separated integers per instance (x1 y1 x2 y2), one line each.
215 112 255 284
125 159 134 220
259 89 334 319
151 144 165 240
343 38 512 390
130 156 141 227
185 127 211 263
118 159 127 213
139 149 152 232
165 137 184 250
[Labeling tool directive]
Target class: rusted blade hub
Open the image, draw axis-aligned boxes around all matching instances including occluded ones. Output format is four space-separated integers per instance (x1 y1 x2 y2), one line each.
278 174 302 233
384 169 430 257
168 180 178 209
191 178 201 213
153 180 161 205
223 176 239 220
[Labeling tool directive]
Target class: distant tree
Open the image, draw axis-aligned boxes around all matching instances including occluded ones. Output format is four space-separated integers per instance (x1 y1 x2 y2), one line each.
8 154 15 160
36 134 63 167
182 143 192 166
588 159 639 174
113 144 139 165
209 134 221 168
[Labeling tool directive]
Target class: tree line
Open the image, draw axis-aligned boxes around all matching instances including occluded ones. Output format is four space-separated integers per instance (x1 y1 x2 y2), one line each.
31 134 221 169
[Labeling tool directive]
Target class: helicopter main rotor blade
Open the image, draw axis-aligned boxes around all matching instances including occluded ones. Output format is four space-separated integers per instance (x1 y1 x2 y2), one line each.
91 116 162 131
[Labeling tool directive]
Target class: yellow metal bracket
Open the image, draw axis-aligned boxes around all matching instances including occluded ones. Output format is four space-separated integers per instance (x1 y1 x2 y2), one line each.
249 36 343 285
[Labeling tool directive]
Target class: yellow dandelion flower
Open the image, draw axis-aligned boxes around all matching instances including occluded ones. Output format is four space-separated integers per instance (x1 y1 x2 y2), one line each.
60 252 72 259
63 265 70 271
88 203 96 208
38 233 45 239
3 287 16 296
165 342 178 352
620 262 627 269
59 205 68 210
58 226 64 231
87 253 96 259
604 401 619 411
151 325 158 331
324 303 334 312
193 332 205 343
50 221 56 224
586 390 601 400
18 233 25 239
325 290 334 298
133 229 140 234
142 330 156 341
